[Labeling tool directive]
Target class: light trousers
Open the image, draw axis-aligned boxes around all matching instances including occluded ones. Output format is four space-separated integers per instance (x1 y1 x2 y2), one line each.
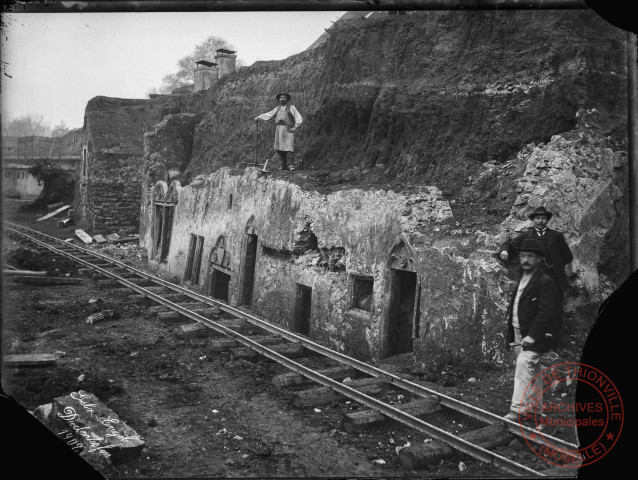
510 327 543 418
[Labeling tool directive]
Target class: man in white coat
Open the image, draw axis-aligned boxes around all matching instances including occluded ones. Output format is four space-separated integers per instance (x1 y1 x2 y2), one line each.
254 93 303 171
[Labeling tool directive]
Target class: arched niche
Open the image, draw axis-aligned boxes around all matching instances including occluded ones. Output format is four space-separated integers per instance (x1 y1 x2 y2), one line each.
166 180 181 204
210 235 231 270
152 181 168 203
387 235 417 271
244 214 257 235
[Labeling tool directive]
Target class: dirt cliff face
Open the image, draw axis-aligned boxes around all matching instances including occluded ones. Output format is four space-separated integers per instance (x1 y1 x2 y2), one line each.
132 9 629 365
185 10 626 204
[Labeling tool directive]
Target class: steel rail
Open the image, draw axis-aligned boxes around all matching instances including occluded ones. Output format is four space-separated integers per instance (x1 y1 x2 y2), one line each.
3 221 580 457
4 223 548 476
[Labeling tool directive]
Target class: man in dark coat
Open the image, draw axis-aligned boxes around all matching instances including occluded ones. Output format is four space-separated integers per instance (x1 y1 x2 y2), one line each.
499 206 573 347
503 238 559 422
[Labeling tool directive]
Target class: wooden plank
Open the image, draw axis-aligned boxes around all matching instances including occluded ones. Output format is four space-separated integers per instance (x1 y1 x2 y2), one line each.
229 342 306 362
272 366 357 390
74 229 93 244
209 335 284 352
3 353 58 368
342 396 441 433
13 276 82 285
147 302 204 314
293 380 386 408
158 307 220 320
461 422 513 449
2 269 48 276
175 322 215 338
46 201 64 211
398 422 513 470
110 237 133 244
36 205 70 222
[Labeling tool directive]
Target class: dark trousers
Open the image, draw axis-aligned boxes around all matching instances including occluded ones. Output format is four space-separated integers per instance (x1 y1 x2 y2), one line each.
277 150 294 170
545 268 565 348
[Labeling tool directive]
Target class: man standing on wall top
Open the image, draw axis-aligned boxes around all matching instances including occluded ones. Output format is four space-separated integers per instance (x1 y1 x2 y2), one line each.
254 93 303 171
499 206 573 348
503 238 559 423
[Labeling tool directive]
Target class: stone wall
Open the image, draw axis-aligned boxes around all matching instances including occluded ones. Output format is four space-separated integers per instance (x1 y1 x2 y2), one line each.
496 108 629 300
139 168 516 362
80 152 144 234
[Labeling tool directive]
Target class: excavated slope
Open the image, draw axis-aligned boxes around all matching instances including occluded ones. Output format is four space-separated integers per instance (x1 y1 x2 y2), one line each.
184 10 626 201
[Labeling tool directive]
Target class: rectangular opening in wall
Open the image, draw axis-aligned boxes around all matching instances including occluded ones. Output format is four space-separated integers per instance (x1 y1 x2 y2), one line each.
209 268 231 303
351 275 373 312
160 206 174 262
184 233 197 282
294 284 312 336
240 233 258 307
387 269 417 356
154 205 164 259
191 235 204 284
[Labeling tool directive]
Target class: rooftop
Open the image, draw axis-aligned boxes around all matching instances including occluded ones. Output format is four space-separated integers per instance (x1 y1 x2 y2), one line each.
195 60 217 67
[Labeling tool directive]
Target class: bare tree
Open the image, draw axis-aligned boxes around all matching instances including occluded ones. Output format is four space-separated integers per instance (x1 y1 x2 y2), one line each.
50 121 72 138
2 114 51 137
156 35 242 94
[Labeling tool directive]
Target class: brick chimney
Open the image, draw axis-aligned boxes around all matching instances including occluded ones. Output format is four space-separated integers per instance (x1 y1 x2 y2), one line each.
214 49 237 78
194 60 218 91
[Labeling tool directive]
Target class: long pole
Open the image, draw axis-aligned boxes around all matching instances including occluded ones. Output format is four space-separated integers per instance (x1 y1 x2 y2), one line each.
254 121 259 167
628 32 638 273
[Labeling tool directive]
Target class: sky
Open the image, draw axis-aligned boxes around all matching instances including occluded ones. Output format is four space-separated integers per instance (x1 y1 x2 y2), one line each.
1 11 345 130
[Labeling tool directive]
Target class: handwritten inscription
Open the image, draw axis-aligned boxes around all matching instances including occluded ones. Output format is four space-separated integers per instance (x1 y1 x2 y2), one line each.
54 390 141 460
101 416 141 442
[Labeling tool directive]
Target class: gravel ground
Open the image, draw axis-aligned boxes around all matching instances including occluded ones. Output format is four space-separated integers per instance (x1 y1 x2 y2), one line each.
2 199 582 478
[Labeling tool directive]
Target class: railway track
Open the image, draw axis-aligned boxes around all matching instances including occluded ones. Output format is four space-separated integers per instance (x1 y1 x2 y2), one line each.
4 220 582 476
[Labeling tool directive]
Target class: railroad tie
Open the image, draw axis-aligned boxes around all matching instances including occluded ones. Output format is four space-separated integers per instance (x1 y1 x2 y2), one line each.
341 395 442 434
398 421 514 470
293 377 387 408
148 302 206 314
160 306 224 322
174 318 244 338
128 287 175 302
209 335 284 352
272 366 357 390
229 342 306 362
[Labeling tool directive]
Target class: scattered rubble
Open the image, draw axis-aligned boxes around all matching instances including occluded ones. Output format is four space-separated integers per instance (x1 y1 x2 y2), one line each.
86 310 115 325
74 229 93 244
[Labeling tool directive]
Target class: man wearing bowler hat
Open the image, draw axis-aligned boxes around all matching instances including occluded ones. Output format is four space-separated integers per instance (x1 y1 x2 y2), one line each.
499 206 573 348
254 93 303 171
503 238 559 423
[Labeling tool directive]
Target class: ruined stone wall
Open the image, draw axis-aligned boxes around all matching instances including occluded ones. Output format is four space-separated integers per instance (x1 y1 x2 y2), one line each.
139 113 203 245
87 153 144 234
74 95 197 234
142 168 515 362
